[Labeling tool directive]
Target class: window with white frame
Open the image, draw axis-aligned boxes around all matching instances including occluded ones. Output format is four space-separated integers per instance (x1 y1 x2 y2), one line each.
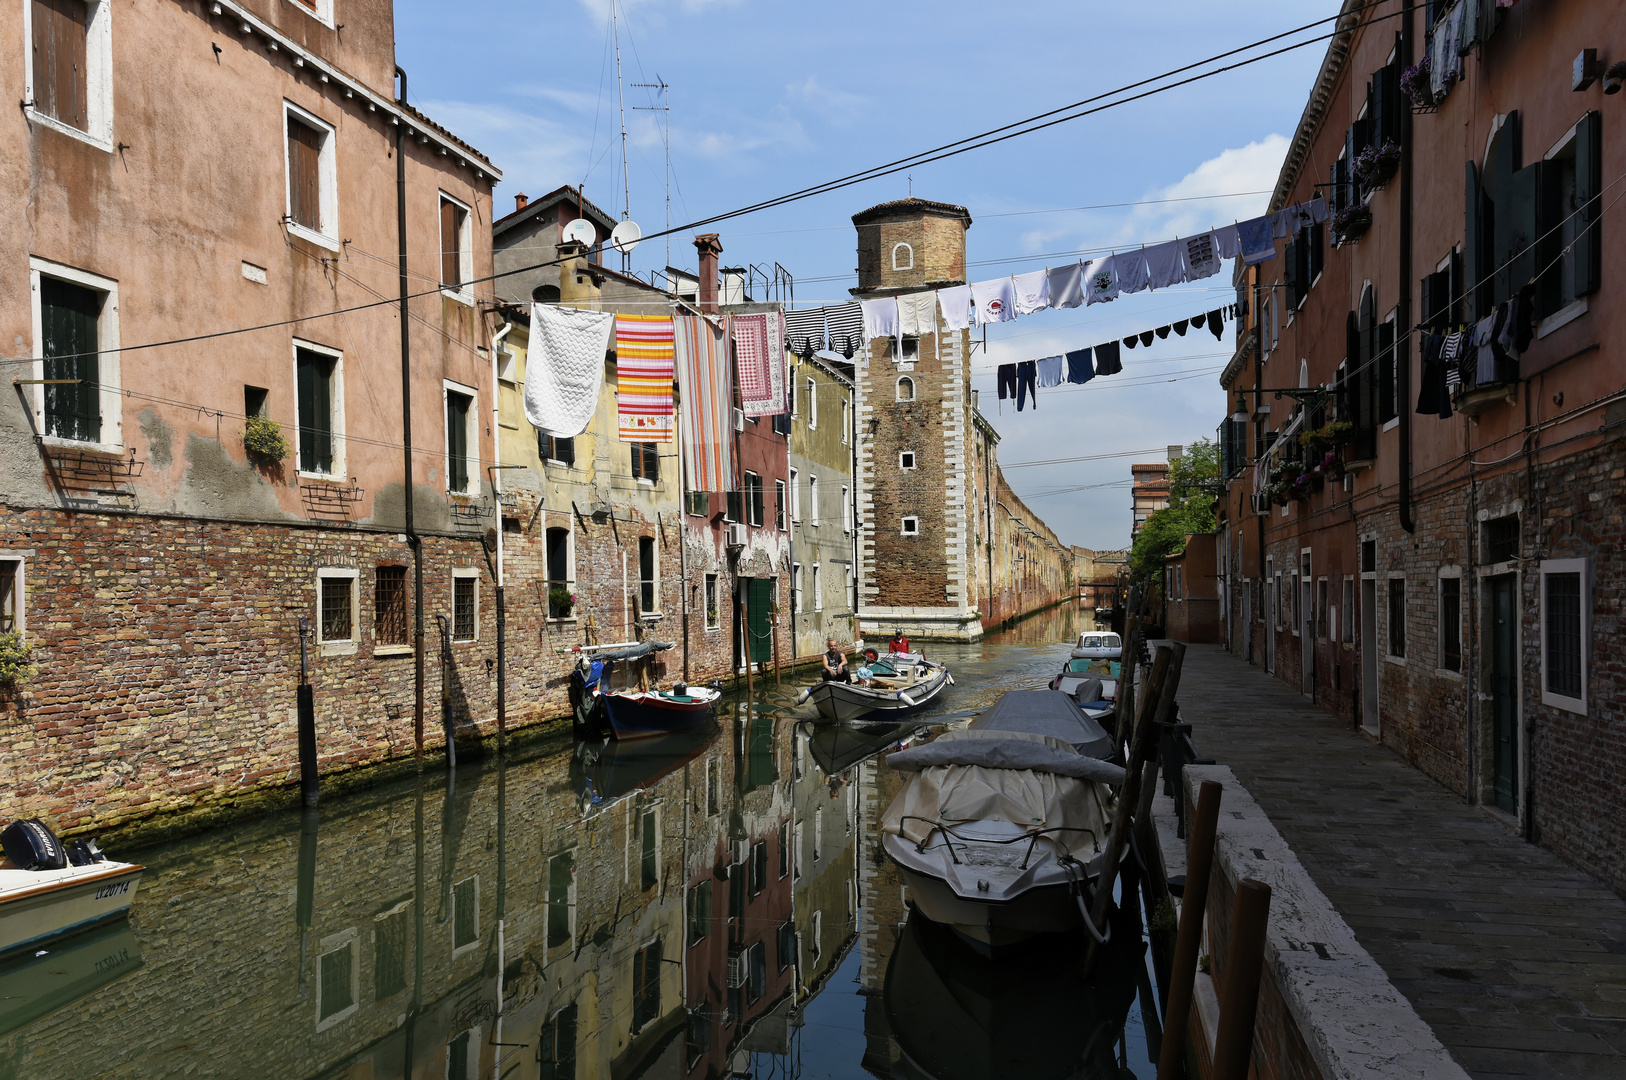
1341 578 1354 646
315 928 359 1030
791 563 803 614
439 193 473 301
0 555 25 635
1540 558 1589 712
445 1028 478 1080
451 569 479 642
812 563 822 612
788 468 801 522
806 376 817 428
899 451 916 470
30 258 120 448
842 487 851 533
808 475 819 525
896 376 915 402
444 380 478 495
841 395 850 444
899 335 919 362
284 102 338 248
294 340 344 477
316 568 359 655
892 242 914 270
901 516 919 536
704 573 719 630
24 0 114 150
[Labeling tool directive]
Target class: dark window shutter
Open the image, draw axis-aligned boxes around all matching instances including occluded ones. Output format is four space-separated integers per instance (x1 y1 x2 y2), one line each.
557 436 574 466
1464 161 1485 321
1377 321 1397 424
1574 110 1602 297
1378 59 1402 146
296 350 333 474
1501 161 1539 308
1329 160 1343 218
32 0 89 130
1420 272 1435 329
1345 125 1359 194
40 277 100 442
630 442 643 479
288 119 323 231
1371 74 1389 150
644 443 659 482
1283 239 1298 310
440 201 461 287
446 392 469 492
1308 222 1324 282
1535 157 1565 318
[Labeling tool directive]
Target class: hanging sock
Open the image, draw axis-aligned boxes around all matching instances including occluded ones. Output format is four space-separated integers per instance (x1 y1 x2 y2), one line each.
1145 240 1183 290
1083 255 1119 305
1206 309 1225 341
1048 261 1085 309
1123 335 1139 349
1012 269 1052 315
1154 325 1171 340
1139 330 1154 347
1065 348 1094 384
1191 312 1206 329
1036 355 1064 387
1093 340 1123 376
972 277 1017 324
1172 319 1189 336
1016 360 1038 411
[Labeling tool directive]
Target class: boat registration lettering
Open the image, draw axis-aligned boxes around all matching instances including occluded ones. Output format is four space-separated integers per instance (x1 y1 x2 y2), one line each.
94 880 130 900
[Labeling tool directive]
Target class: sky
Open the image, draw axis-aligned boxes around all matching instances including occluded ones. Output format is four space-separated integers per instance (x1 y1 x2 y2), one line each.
396 0 1342 550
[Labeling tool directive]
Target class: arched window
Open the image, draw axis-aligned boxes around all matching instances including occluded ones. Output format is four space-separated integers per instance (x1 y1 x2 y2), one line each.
896 376 915 402
892 243 914 271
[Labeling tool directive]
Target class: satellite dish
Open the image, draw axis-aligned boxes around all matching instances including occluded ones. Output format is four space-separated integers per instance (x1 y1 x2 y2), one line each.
562 218 595 247
611 219 642 254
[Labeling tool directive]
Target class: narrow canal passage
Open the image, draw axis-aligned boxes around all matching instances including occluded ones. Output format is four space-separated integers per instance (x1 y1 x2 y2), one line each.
0 602 1165 1079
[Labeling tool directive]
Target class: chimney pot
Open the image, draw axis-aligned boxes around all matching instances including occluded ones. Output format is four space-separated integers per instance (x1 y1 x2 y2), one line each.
694 233 723 315
514 192 528 212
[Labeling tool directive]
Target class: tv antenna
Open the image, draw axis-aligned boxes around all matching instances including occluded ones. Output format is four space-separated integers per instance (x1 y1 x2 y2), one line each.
632 77 670 271
611 0 633 273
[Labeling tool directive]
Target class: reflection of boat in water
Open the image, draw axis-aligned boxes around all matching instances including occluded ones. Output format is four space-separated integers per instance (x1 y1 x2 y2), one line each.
880 912 1141 1080
805 719 925 776
0 916 143 1039
572 719 719 804
799 653 951 723
881 691 1124 953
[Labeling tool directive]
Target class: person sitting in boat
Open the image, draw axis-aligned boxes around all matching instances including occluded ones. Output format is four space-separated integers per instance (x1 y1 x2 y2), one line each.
889 629 910 654
821 638 850 683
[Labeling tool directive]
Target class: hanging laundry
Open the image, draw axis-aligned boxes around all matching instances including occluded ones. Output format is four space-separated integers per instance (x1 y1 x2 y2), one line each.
783 307 826 357
1441 330 1466 394
1145 241 1184 291
1116 250 1151 295
1210 225 1242 261
1093 340 1123 376
898 291 938 337
1036 355 1064 388
616 314 676 443
524 302 615 439
1179 233 1221 281
861 296 900 341
1152 325 1169 341
972 277 1017 324
1271 206 1295 239
1016 360 1038 411
1191 312 1206 329
1206 308 1225 341
1138 330 1154 347
1083 255 1119 305
1172 319 1189 337
825 300 864 358
1048 262 1085 309
1472 312 1499 386
1123 335 1138 350
1416 333 1453 420
733 310 786 417
996 363 1017 403
1306 196 1329 225
675 314 734 492
1012 269 1052 315
1065 348 1094 384
937 284 975 331
1238 216 1275 265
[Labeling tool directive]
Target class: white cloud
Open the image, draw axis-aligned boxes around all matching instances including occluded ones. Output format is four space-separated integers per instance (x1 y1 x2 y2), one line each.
1117 134 1289 244
785 77 867 125
417 98 592 200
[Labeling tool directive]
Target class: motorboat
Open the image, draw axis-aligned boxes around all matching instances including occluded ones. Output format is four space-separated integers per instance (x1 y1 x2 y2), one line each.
880 719 1123 954
798 652 950 724
1070 631 1122 662
1047 659 1117 723
0 823 144 961
972 689 1114 759
880 911 1141 1080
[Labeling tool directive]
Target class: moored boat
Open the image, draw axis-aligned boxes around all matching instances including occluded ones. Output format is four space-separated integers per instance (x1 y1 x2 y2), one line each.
879 717 1123 954
1070 631 1122 662
598 685 722 740
0 824 144 961
798 652 951 723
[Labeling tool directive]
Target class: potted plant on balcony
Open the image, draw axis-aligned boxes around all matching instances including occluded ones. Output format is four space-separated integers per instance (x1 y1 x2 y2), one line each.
548 587 577 619
1333 203 1372 243
1401 56 1433 111
243 413 290 463
1353 139 1402 189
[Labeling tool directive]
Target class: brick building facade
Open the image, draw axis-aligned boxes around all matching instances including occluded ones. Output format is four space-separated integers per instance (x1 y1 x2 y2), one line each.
1215 0 1626 894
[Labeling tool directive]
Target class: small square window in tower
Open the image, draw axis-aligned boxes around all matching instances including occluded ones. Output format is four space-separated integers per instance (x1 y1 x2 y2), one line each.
899 452 916 470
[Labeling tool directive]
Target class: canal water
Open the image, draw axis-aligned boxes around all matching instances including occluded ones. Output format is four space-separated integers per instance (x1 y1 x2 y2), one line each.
0 601 1166 1079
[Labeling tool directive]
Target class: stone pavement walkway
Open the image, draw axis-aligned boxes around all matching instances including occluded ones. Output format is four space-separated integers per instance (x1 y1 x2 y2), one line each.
1162 643 1626 1080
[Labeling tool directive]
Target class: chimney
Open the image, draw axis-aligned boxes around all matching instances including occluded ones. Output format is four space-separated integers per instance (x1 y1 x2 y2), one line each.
514 192 528 213
1167 444 1183 465
694 233 723 314
557 240 602 308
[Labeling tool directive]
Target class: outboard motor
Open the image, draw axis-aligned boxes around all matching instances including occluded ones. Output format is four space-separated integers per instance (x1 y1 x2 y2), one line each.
1 819 67 871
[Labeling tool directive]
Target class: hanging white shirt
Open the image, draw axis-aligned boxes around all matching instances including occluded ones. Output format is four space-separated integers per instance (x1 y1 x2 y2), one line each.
897 291 937 337
1145 240 1184 290
1083 255 1119 305
1048 261 1085 309
1180 233 1222 281
972 277 1017 324
1210 225 1241 260
861 296 899 341
1012 269 1052 315
1115 249 1151 295
938 284 975 331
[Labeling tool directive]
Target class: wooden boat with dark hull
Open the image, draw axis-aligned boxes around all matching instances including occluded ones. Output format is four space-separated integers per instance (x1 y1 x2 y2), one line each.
799 653 951 724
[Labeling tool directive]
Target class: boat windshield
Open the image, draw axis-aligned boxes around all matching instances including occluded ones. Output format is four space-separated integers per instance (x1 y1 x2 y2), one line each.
1077 634 1121 650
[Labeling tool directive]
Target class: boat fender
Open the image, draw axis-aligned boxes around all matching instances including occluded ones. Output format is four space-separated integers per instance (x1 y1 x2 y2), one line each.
946 673 955 686
796 688 811 705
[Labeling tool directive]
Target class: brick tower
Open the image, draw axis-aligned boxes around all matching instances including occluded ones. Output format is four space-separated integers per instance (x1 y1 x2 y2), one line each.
851 198 982 642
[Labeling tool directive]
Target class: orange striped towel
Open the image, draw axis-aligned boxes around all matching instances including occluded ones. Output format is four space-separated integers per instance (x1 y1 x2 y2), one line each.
616 314 675 443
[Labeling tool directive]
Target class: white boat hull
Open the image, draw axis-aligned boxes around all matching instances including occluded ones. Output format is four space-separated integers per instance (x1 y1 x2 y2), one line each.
0 862 144 959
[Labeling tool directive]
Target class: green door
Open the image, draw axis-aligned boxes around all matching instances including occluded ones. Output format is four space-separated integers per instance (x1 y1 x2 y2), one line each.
745 578 774 664
1487 575 1518 812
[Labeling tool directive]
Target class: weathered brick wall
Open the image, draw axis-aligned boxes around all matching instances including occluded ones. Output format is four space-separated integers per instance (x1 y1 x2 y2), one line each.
866 332 951 609
855 213 968 290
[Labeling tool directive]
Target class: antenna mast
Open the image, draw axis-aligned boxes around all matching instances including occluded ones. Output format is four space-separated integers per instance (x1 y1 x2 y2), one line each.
633 76 670 271
612 0 632 272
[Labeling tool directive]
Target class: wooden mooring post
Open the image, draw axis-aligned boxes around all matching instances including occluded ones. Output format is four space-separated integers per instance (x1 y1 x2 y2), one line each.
1213 878 1273 1080
1156 779 1223 1080
1082 639 1186 975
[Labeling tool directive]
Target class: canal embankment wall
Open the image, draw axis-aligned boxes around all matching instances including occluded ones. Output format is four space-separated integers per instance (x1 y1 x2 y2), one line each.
1158 764 1469 1080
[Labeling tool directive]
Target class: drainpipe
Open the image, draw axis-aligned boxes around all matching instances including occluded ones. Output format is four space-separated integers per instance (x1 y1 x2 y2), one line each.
1398 8 1416 534
1254 273 1266 662
396 65 424 766
491 321 512 755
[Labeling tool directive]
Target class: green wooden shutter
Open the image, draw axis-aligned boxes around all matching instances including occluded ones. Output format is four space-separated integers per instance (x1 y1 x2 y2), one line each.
446 392 469 492
40 277 100 442
1464 162 1484 321
296 351 332 474
1283 238 1298 310
747 578 772 663
1574 110 1602 297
